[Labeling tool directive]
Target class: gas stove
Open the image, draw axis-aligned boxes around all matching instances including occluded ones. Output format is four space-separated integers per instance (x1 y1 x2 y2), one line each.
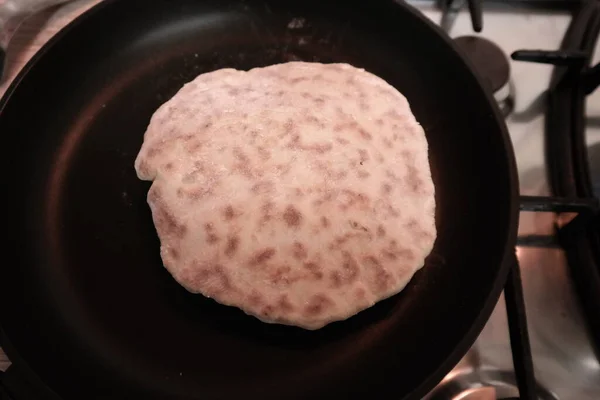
414 1 600 400
0 1 598 399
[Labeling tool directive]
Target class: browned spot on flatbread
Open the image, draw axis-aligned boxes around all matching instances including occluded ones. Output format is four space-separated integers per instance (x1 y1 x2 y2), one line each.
358 128 372 140
356 287 367 299
290 76 309 84
330 270 342 288
187 186 214 201
187 141 204 153
406 219 418 230
339 190 370 211
363 255 394 293
292 242 308 260
188 263 232 295
320 216 330 228
249 130 259 144
182 170 200 184
164 162 174 171
224 236 240 257
381 183 393 195
340 251 360 285
261 305 275 317
270 266 288 283
149 188 187 239
390 239 416 261
252 181 274 195
223 205 236 221
349 220 369 233
381 249 398 260
386 245 415 262
248 291 263 307
335 137 349 145
357 171 370 179
306 142 332 153
287 134 332 153
333 121 359 133
249 248 276 266
384 109 406 122
358 149 369 163
375 199 400 218
257 146 271 161
278 295 294 312
233 147 255 178
304 294 334 316
336 170 348 179
271 265 299 286
330 233 352 249
305 114 326 129
276 163 292 175
386 169 402 183
204 223 219 244
282 205 302 227
137 160 151 177
377 225 386 237
392 132 405 143
313 189 335 207
233 145 251 163
304 262 324 280
406 163 425 194
147 146 162 159
206 234 219 245
260 201 275 225
313 96 325 105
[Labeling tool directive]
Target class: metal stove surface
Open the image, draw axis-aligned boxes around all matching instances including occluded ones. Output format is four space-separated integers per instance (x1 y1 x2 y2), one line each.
409 2 600 400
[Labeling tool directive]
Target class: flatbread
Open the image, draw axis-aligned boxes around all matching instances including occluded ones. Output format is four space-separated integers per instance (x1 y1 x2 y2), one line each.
134 62 436 330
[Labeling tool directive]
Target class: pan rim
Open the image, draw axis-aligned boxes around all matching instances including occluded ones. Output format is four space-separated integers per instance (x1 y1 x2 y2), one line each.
0 0 520 399
394 4 519 400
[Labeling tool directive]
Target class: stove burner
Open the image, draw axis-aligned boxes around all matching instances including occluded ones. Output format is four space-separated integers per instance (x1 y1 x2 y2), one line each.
454 36 514 116
424 369 557 400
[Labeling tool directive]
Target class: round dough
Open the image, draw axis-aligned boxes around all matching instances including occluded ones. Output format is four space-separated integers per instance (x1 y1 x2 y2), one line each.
134 62 436 330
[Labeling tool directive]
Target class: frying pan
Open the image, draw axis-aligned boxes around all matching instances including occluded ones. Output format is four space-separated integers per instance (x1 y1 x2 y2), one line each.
0 0 519 399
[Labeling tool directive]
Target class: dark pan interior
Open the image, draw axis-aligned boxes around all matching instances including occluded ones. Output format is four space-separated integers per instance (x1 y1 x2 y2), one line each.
0 0 518 399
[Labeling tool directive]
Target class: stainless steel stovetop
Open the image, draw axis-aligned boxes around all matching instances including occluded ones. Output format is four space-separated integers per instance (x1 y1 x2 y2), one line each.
411 1 600 399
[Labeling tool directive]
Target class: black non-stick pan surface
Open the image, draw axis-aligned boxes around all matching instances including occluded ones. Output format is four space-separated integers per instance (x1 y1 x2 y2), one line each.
0 0 519 399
